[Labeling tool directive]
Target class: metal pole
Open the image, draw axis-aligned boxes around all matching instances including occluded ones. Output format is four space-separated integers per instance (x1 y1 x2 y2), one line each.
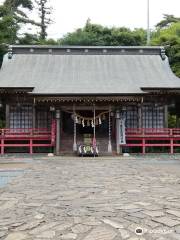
147 0 150 45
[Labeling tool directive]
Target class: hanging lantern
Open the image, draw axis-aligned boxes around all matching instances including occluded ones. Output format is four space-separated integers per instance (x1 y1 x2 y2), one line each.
99 117 102 125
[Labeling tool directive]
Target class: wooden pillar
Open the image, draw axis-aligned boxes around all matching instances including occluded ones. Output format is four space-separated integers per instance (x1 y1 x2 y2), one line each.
108 106 112 153
164 105 168 128
138 104 142 128
115 110 121 154
6 104 10 128
32 104 36 128
73 105 77 152
55 110 61 155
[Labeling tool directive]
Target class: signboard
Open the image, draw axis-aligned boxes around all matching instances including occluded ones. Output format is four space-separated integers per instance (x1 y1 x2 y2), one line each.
119 118 126 145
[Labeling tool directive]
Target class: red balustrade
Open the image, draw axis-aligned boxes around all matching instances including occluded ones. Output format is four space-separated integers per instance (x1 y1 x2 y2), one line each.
0 125 180 155
125 128 180 154
0 120 56 154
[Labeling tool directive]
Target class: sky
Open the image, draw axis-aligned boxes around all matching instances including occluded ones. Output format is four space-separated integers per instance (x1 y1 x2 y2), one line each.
0 0 180 39
47 0 180 38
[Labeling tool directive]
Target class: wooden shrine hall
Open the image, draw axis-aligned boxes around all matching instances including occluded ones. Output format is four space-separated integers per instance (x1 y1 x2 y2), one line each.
0 45 180 155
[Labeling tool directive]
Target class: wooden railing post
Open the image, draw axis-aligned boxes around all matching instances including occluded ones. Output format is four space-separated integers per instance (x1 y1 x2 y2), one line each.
51 120 56 146
170 129 174 154
30 129 33 154
142 129 145 154
142 139 146 154
1 129 4 155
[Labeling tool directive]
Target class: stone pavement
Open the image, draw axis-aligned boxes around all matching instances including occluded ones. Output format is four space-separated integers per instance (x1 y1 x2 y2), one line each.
1 156 180 239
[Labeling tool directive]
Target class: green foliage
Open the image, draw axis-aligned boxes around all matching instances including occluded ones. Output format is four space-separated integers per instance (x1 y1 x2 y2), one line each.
156 14 180 29
4 0 33 11
151 22 180 77
59 20 146 46
18 33 58 45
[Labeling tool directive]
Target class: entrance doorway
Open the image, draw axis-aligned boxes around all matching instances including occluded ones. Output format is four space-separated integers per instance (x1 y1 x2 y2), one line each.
61 110 110 153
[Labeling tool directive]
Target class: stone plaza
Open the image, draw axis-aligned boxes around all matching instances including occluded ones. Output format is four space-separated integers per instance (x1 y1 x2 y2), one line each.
1 156 180 240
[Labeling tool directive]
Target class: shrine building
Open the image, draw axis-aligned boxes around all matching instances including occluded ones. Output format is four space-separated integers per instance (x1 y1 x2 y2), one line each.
0 45 180 155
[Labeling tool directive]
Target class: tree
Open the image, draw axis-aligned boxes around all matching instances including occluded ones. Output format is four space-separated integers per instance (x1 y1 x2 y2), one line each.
156 14 180 29
0 0 42 44
0 0 38 65
59 20 146 46
151 22 180 77
2 0 40 26
35 0 52 40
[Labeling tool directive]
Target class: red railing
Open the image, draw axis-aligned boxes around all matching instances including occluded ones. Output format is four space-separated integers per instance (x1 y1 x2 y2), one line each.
126 128 180 154
0 120 56 155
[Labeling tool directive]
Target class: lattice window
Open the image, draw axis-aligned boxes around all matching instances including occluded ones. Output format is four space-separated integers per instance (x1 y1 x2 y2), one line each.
9 105 33 129
125 106 138 128
36 108 52 129
142 105 164 128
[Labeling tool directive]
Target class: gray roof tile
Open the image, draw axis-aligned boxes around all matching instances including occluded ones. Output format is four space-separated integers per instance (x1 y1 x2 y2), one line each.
0 46 179 94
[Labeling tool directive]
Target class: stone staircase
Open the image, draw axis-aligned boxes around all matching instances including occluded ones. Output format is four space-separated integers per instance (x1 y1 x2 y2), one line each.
60 133 116 155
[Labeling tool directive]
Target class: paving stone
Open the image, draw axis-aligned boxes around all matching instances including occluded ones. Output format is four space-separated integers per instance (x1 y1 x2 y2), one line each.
134 202 151 207
168 233 180 240
60 233 77 239
36 230 56 239
127 212 146 219
71 224 91 234
143 210 165 217
73 217 82 224
127 189 142 193
29 222 58 235
152 217 180 227
34 214 45 220
118 229 130 239
127 238 146 240
82 217 101 226
54 222 74 231
15 220 42 231
0 200 18 210
0 231 7 238
144 219 160 228
166 210 180 218
102 218 124 229
83 226 117 240
119 204 140 210
1 157 180 239
4 232 28 240
175 225 180 234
